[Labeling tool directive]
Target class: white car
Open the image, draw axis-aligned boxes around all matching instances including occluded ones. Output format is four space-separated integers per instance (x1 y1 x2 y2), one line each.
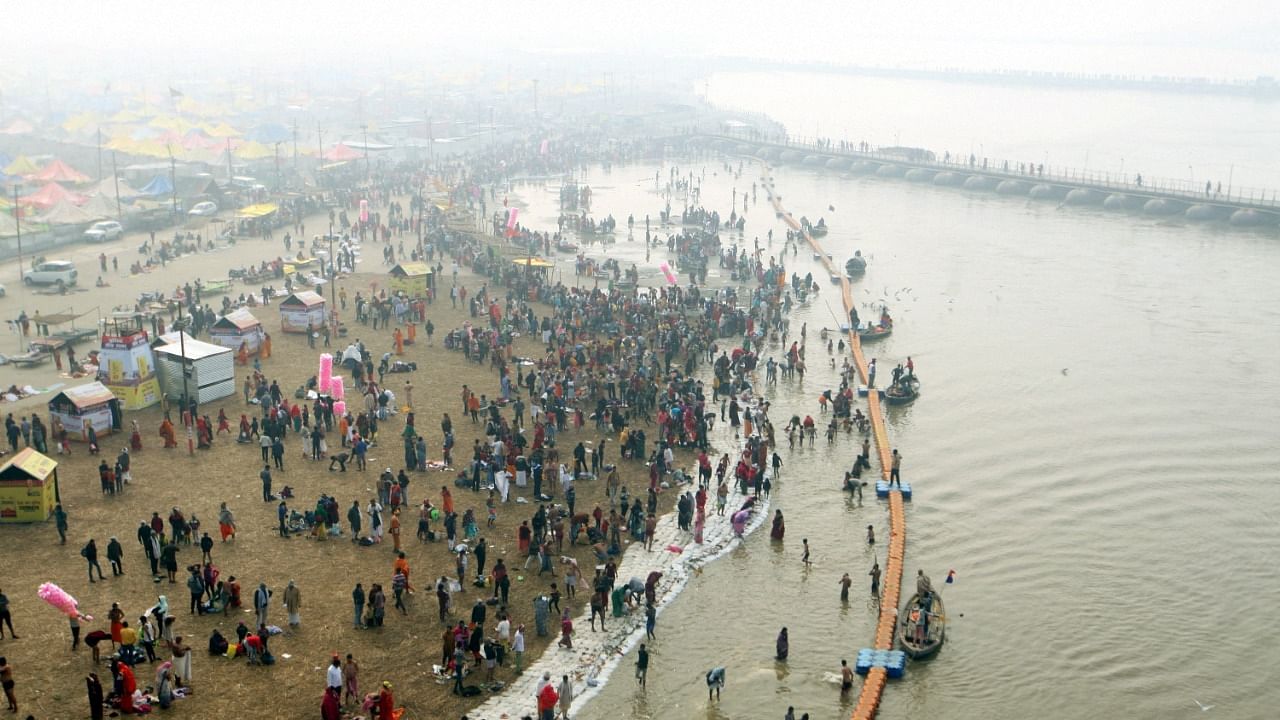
84 221 124 242
188 201 218 217
23 261 78 288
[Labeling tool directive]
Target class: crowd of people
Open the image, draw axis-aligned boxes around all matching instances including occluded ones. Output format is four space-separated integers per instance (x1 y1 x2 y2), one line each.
0 119 904 720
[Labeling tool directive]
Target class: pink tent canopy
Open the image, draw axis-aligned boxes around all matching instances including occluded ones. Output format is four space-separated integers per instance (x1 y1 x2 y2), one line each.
33 159 90 184
18 182 85 209
323 143 361 162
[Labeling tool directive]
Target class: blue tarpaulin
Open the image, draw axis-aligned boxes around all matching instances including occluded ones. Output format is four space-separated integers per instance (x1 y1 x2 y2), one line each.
137 174 173 197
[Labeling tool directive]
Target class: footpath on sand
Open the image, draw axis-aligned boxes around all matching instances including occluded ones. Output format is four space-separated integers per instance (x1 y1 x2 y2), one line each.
470 438 772 719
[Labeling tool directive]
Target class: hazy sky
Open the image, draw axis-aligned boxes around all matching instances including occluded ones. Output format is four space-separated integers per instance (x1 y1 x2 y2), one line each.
4 0 1277 80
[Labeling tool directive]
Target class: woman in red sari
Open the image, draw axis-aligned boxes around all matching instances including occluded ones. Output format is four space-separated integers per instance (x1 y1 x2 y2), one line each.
116 660 136 713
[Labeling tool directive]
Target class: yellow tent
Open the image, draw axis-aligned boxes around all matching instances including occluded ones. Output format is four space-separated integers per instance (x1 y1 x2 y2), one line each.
206 122 242 138
61 112 99 133
132 140 170 158
236 203 279 218
233 141 273 159
4 156 41 175
110 109 144 123
149 115 184 130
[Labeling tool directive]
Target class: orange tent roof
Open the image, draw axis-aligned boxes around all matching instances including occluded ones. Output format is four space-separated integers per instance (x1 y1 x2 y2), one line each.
323 143 361 161
18 183 85 209
33 159 90 184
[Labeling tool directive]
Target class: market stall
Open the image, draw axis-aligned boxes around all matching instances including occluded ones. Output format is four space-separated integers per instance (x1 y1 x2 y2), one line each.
278 291 326 333
98 320 161 410
388 262 434 297
0 448 59 523
48 382 120 442
209 309 265 353
154 337 235 404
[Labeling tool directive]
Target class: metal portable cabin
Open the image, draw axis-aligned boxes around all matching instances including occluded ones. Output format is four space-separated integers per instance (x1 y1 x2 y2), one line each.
154 337 235 404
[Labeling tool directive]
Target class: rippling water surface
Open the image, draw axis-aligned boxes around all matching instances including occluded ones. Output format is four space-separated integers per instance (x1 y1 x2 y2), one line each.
507 104 1280 717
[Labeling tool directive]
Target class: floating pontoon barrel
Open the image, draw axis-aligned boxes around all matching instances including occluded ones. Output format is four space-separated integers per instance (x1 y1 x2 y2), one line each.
1229 208 1278 227
1029 184 1066 200
1063 188 1104 206
963 175 997 190
1143 198 1187 215
1185 204 1228 222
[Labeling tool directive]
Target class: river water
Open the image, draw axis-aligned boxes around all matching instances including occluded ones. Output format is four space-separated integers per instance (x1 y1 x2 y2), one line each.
507 74 1280 719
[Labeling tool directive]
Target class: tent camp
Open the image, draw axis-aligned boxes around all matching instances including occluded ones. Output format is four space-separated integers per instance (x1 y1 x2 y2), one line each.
4 156 41 176
208 309 265 353
48 381 120 441
18 182 85 209
154 337 235 404
278 291 326 333
90 176 141 203
0 449 60 523
78 194 120 220
137 174 174 197
388 262 433 297
33 159 90 184
323 143 362 162
36 199 98 226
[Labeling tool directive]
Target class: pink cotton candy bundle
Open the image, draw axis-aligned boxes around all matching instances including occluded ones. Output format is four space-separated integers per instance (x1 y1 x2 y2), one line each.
334 400 347 418
660 262 678 285
331 376 345 401
38 582 90 620
318 354 334 394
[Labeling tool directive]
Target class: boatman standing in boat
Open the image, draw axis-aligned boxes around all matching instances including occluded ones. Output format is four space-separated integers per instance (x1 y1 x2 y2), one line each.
917 569 932 597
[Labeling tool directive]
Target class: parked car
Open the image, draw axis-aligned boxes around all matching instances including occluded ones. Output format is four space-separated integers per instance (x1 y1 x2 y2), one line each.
23 261 78 288
188 201 218 217
84 220 124 242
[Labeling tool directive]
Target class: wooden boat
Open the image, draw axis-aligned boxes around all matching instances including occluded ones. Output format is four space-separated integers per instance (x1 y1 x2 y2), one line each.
809 224 829 238
897 591 945 658
556 241 579 253
858 324 892 341
883 377 919 405
846 255 867 277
